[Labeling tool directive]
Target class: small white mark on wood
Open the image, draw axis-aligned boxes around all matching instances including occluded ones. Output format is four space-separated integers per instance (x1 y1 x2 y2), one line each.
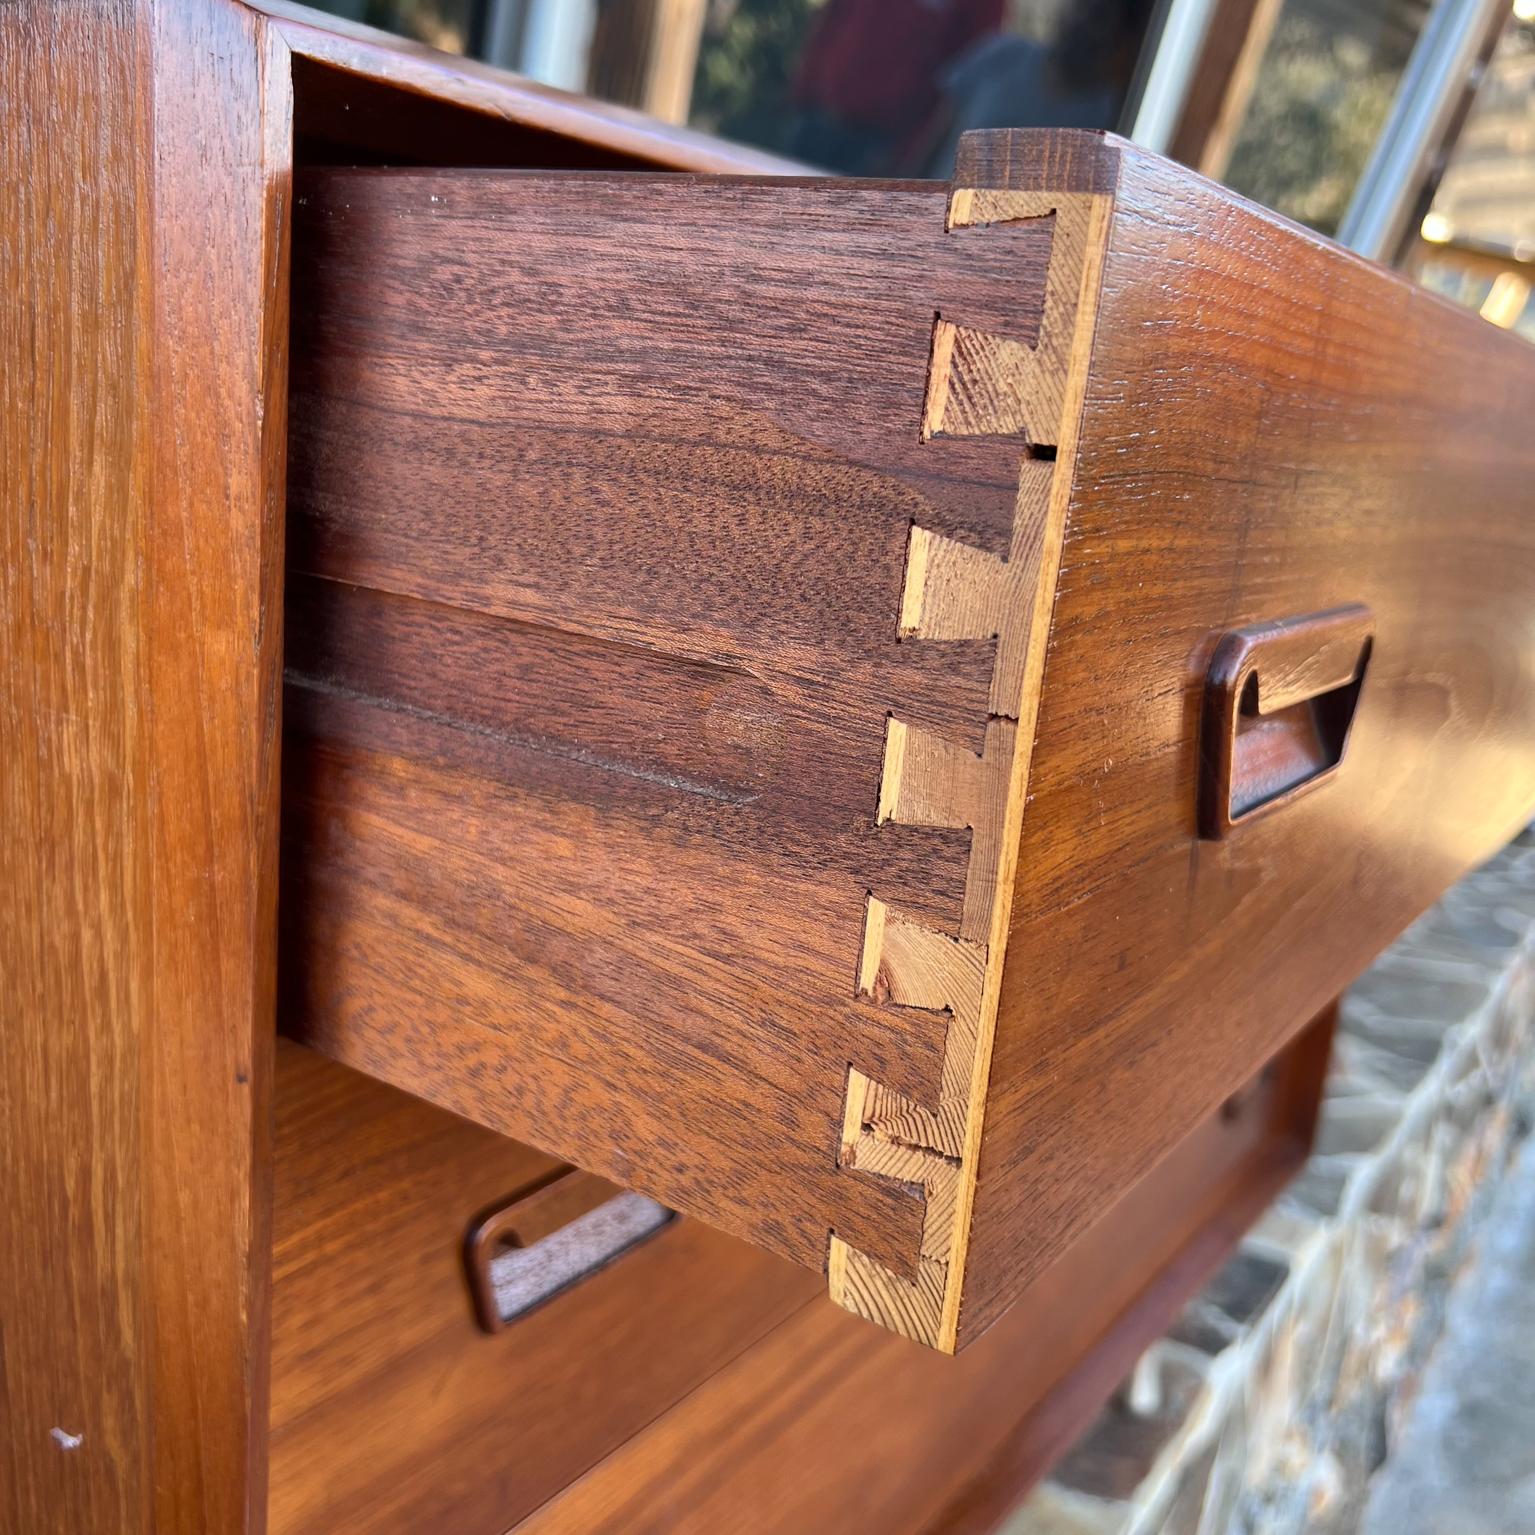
51 1428 83 1450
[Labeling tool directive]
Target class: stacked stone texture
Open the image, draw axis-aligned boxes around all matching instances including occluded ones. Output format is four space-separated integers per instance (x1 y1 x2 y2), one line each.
1006 830 1535 1535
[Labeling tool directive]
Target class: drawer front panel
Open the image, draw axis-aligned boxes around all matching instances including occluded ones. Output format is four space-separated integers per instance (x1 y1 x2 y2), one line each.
268 1042 816 1535
963 139 1535 1342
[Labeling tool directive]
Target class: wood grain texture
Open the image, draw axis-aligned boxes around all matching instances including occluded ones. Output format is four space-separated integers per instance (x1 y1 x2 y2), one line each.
1 1 289 1529
828 160 1115 1347
512 1010 1333 1534
280 165 1059 1298
284 129 1535 1351
1 9 152 1526
267 1041 817 1535
962 134 1535 1345
145 10 291 1528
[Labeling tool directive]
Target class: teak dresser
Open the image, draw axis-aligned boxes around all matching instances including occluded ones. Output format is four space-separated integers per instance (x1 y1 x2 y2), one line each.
5 3 1535 1532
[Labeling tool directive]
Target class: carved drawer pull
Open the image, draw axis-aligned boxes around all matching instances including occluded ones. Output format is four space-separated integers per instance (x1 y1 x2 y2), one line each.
464 1169 673 1333
1199 605 1373 839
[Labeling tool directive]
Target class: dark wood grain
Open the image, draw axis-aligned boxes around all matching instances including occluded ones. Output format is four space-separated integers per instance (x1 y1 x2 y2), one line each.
1 1 290 1530
963 135 1535 1344
282 131 1535 1352
267 1041 817 1535
281 169 1056 1280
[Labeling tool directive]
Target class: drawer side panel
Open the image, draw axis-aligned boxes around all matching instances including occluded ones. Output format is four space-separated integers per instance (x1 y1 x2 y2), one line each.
282 166 1071 1318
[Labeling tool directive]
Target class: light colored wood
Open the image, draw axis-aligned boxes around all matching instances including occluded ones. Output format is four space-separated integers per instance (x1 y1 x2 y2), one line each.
923 192 1100 445
1 1 290 1527
828 184 1113 1348
643 0 709 125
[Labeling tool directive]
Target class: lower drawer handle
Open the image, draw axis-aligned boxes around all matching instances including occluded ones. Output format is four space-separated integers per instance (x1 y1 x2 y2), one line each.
464 1169 673 1333
1198 604 1373 839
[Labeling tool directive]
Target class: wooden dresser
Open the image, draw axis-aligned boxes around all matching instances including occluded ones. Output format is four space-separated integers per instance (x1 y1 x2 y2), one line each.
5 3 1534 1532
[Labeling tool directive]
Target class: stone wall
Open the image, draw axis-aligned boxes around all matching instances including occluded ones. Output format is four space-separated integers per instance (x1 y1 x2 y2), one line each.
1004 830 1535 1535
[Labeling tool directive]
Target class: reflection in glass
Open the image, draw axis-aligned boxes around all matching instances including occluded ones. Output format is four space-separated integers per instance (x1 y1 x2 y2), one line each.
1421 14 1535 260
304 0 1159 175
1406 15 1535 336
1218 0 1431 235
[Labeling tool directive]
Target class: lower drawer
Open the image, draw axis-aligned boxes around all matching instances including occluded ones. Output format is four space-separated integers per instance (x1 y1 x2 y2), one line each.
269 1005 1332 1534
513 1006 1337 1535
267 1041 818 1535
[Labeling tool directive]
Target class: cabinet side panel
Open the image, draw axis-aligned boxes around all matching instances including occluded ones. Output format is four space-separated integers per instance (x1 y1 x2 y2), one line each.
0 6 152 1528
0 2 291 1530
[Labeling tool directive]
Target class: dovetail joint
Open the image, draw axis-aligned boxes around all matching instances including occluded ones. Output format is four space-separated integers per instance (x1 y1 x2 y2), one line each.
829 187 1108 1350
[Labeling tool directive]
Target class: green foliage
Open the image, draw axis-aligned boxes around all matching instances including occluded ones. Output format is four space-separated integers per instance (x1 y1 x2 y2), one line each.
690 0 827 153
1223 13 1399 237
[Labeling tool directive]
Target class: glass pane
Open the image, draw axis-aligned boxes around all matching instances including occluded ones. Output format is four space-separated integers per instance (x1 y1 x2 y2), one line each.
1218 0 1432 235
1420 12 1535 259
687 0 1157 176
1407 13 1535 337
302 0 1161 177
317 0 481 53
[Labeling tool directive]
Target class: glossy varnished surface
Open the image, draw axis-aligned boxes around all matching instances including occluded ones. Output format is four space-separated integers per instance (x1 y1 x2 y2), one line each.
964 139 1535 1342
1 1 290 1529
2 6 823 1526
267 1025 1328 1535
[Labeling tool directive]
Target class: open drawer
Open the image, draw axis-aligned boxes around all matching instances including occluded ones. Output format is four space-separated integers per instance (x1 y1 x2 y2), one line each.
281 128 1535 1351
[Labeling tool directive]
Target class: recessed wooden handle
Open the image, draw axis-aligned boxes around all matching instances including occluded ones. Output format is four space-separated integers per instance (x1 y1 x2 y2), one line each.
1198 605 1373 839
464 1169 673 1333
